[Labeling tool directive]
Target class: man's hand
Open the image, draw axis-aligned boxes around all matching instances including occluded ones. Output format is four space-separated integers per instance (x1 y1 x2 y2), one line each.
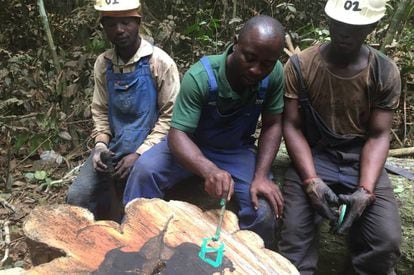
336 187 375 234
250 177 284 218
92 143 114 172
204 168 234 200
114 152 140 180
305 177 339 221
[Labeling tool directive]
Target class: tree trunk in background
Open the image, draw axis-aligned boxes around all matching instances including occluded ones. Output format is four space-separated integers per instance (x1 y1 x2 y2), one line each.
38 0 61 73
381 0 413 51
232 0 238 18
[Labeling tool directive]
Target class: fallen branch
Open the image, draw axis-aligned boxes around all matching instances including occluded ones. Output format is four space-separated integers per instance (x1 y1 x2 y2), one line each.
0 112 39 120
0 220 11 267
388 147 414 157
5 130 12 192
44 164 82 192
391 129 403 147
14 137 52 170
0 198 16 213
0 124 30 132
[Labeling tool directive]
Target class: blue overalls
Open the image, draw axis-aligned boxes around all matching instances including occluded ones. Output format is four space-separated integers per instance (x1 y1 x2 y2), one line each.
107 55 158 160
67 54 158 220
124 56 277 247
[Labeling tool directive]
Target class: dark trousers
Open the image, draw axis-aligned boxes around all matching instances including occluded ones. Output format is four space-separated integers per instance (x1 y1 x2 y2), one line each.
278 149 401 275
66 154 124 222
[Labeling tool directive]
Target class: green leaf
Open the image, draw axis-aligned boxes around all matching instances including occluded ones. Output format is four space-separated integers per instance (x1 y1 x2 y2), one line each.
393 185 405 194
14 133 30 152
287 5 297 13
184 23 200 35
24 172 35 182
58 131 72 141
34 170 47 180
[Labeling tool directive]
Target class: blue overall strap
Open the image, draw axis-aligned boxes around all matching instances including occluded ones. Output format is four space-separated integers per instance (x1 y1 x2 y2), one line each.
200 56 218 93
138 54 157 88
105 55 151 72
258 75 269 100
105 58 113 72
138 55 151 66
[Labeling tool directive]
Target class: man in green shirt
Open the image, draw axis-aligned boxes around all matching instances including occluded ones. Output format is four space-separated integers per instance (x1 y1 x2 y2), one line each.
123 15 285 247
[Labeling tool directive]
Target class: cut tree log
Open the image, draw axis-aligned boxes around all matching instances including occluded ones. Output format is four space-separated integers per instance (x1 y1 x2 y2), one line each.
388 147 414 157
21 198 298 274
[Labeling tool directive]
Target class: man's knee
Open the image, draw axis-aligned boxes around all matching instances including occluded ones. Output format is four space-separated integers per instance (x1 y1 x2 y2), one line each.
129 154 159 179
66 185 80 205
351 214 401 274
257 199 276 226
239 199 277 248
124 156 167 204
379 227 401 257
364 197 402 255
66 182 94 209
66 156 99 207
66 170 108 209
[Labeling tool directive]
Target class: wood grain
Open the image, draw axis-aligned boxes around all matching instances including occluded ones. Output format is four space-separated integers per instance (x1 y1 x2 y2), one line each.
22 198 298 274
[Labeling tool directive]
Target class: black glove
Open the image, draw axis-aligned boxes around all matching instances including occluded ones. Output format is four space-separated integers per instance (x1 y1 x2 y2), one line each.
92 143 114 173
101 151 115 174
336 187 375 234
305 177 339 221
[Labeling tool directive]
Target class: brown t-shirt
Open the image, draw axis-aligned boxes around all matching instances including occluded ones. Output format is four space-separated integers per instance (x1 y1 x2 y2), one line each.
284 45 401 137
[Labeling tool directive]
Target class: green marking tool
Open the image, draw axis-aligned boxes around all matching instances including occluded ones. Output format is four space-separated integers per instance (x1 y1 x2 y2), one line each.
333 204 347 232
338 204 347 226
198 198 226 268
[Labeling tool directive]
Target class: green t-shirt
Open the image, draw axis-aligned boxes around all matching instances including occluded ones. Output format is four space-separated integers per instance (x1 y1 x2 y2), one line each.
172 46 284 133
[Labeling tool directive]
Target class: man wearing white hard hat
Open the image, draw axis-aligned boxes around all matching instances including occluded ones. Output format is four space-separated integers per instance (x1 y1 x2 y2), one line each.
279 0 401 274
67 0 180 221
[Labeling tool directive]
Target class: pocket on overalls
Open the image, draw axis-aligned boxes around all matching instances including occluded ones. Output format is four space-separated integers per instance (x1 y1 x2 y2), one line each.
113 78 144 116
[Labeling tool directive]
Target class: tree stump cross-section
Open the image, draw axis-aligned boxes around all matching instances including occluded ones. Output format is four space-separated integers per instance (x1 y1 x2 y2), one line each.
22 198 298 274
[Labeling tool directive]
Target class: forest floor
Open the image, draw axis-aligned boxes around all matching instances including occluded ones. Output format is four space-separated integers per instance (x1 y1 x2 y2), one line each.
1 144 414 274
0 136 89 271
0 162 71 270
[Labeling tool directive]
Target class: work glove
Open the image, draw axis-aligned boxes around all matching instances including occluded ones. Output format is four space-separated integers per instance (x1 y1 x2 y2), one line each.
335 187 375 234
305 177 339 221
92 142 114 173
100 151 115 174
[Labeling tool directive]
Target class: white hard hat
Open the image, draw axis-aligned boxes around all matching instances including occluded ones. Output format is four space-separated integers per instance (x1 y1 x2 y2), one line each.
325 0 388 25
94 0 140 12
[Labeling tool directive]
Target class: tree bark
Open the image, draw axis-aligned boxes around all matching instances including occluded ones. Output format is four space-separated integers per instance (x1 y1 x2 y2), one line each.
37 0 61 73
